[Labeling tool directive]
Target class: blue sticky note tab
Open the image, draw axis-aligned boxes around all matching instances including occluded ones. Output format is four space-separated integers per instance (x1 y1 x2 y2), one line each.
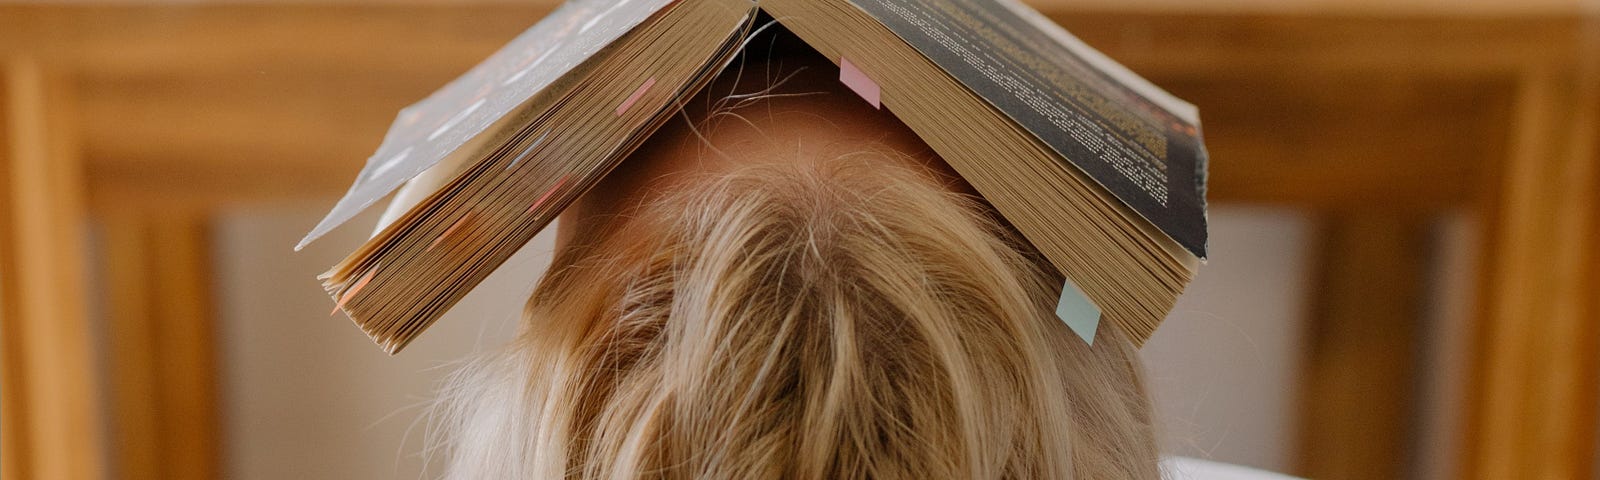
1055 278 1101 345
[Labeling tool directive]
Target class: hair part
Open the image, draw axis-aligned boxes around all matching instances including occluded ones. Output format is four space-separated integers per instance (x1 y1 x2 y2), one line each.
431 156 1159 479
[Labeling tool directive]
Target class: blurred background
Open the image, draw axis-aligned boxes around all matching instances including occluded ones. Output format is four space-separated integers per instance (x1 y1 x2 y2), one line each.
2 0 1597 479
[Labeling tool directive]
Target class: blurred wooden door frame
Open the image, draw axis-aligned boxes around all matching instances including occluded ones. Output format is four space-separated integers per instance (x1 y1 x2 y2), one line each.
1057 13 1600 478
1 57 105 480
2 56 223 480
1470 55 1599 479
99 208 221 480
0 5 1596 480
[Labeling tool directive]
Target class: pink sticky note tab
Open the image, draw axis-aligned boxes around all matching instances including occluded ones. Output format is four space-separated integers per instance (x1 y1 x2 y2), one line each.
332 266 379 316
427 213 472 252
528 175 570 216
839 58 881 109
616 77 657 116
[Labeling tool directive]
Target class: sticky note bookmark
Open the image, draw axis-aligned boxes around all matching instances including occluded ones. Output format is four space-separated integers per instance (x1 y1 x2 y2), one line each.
1055 277 1101 345
615 77 656 116
839 57 881 109
427 213 472 252
331 266 379 316
527 175 570 216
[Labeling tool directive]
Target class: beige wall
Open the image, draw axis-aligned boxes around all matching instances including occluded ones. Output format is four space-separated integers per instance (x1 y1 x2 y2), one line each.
212 201 541 480
1142 206 1314 473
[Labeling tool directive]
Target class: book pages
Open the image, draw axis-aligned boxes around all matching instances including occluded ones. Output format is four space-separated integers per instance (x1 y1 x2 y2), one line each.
298 0 677 250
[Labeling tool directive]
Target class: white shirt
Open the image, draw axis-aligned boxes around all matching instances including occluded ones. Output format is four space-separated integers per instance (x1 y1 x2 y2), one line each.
1162 456 1303 480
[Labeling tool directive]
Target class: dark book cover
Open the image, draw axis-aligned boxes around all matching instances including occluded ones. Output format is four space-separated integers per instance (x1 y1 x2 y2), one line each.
848 0 1209 257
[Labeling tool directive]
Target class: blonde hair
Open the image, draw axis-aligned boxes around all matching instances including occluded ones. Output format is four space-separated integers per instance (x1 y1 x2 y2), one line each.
433 157 1159 479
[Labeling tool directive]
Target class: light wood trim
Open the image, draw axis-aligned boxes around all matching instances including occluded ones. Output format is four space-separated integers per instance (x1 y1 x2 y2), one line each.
102 208 220 480
1466 60 1600 479
0 58 104 480
0 48 26 480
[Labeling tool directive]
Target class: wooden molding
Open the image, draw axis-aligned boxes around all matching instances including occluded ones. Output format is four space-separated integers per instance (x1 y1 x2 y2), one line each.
102 208 221 480
1465 55 1600 480
0 50 22 480
0 57 105 480
1297 214 1430 479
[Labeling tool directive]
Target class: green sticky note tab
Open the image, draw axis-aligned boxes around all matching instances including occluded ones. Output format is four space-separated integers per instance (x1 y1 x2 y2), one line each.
1055 278 1101 345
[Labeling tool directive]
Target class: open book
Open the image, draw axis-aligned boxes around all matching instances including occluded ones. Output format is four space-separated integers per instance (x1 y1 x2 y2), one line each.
299 0 1209 354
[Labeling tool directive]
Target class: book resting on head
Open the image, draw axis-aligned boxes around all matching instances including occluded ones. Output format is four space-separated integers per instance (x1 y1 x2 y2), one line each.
299 0 1210 354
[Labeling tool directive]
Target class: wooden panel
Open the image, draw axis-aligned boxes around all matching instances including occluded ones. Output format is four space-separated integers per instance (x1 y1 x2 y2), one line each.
101 211 162 480
0 6 541 78
73 71 450 173
1153 73 1511 210
1297 214 1429 479
1053 14 1586 76
1466 62 1600 479
0 46 25 480
150 213 220 480
101 208 221 480
0 58 104 480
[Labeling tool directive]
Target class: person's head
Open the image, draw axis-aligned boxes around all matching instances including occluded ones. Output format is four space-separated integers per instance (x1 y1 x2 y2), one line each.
435 41 1158 479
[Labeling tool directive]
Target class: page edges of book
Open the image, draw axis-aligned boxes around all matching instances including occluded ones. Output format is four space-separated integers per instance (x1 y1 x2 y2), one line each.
331 0 758 353
297 0 681 251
